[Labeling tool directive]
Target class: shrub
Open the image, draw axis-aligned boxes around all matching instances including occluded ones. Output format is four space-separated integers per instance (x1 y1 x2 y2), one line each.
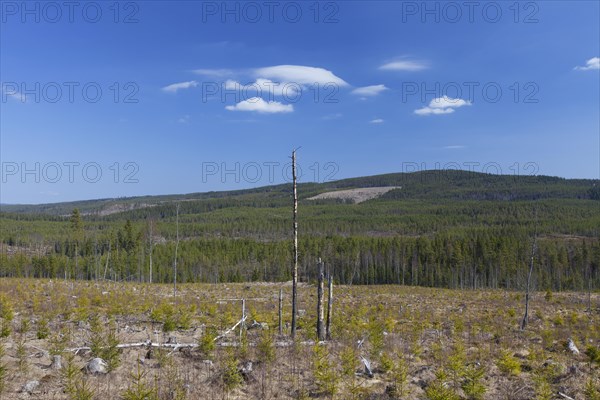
585 345 600 365
198 326 217 360
584 377 600 400
340 346 358 377
151 302 176 333
121 362 158 400
497 350 521 376
88 315 120 372
533 373 553 400
0 341 6 395
103 319 121 372
462 364 486 400
312 344 339 396
379 352 394 373
425 369 460 400
16 334 28 373
222 348 243 394
447 342 466 390
0 294 14 338
37 317 50 339
62 352 79 397
257 329 275 364
50 327 71 356
390 354 409 398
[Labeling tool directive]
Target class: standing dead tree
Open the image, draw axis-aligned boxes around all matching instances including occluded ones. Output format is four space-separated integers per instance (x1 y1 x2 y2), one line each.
316 258 325 341
173 203 180 297
291 149 299 339
326 271 333 340
520 223 538 330
279 289 283 335
148 219 155 284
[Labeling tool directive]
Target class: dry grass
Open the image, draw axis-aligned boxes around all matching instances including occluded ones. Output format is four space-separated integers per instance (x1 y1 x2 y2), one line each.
0 279 598 399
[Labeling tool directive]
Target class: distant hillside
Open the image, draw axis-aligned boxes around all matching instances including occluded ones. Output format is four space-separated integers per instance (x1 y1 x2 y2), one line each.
1 170 597 217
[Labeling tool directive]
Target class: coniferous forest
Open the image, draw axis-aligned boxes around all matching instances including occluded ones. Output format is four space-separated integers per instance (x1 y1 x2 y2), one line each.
1 170 599 291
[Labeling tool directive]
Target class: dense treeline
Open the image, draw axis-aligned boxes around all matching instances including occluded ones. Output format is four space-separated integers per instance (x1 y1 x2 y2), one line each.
2 199 598 242
0 231 598 292
0 171 598 290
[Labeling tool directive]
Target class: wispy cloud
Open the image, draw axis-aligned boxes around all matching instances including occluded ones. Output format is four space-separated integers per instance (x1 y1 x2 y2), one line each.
224 78 300 98
429 96 471 109
225 97 293 114
192 68 235 77
370 118 384 124
379 58 428 71
178 115 191 123
162 81 199 93
352 84 388 97
415 107 455 115
415 96 471 116
5 92 25 103
1 84 26 103
322 113 343 120
574 57 600 71
443 145 465 149
254 65 348 86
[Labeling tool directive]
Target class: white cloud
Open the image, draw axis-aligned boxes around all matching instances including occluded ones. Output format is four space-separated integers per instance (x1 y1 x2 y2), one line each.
225 97 293 114
574 57 600 71
254 65 348 86
162 81 198 93
443 145 465 149
370 118 384 124
224 79 241 90
351 84 388 96
429 96 471 109
415 107 455 115
379 59 428 71
192 68 234 77
5 92 25 103
1 84 26 103
224 78 300 98
414 96 471 116
178 115 191 123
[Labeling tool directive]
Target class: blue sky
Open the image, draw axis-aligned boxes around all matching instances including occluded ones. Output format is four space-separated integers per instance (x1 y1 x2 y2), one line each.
0 0 599 204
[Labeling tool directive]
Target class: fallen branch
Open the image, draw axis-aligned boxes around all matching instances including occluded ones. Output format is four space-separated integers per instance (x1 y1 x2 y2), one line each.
64 338 324 353
66 341 198 353
558 392 575 400
214 316 247 342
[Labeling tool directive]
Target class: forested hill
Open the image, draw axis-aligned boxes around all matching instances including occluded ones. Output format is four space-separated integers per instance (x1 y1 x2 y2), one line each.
2 170 598 216
1 170 599 290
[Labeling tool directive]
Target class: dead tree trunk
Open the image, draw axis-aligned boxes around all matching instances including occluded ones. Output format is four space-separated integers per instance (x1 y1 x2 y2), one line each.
279 289 283 335
316 258 325 341
103 241 111 281
326 272 333 340
148 219 154 284
291 149 299 339
241 299 246 339
173 203 180 297
520 233 538 330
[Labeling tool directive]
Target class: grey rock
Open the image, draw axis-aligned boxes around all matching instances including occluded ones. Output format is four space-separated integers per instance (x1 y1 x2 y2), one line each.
85 357 108 374
21 380 40 394
50 355 62 370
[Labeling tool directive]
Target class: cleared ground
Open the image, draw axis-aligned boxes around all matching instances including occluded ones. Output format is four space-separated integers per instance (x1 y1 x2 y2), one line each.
0 279 598 399
307 187 400 204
